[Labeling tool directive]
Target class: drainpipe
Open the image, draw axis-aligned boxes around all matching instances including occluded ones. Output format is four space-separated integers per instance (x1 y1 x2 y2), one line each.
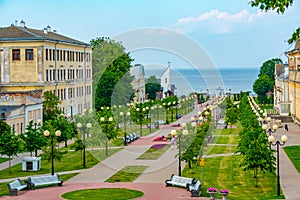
285 52 291 117
84 46 87 110
55 41 59 93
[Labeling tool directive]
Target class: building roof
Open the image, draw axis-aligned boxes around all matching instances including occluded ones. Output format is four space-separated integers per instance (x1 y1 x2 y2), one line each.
0 25 91 46
130 64 145 80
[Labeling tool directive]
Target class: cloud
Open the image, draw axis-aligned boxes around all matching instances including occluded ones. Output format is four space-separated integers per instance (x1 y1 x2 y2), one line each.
175 9 271 34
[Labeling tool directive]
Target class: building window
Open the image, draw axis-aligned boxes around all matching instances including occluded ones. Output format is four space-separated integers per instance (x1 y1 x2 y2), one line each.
46 70 49 81
49 49 52 60
12 49 20 60
25 49 34 60
21 123 23 133
46 49 48 60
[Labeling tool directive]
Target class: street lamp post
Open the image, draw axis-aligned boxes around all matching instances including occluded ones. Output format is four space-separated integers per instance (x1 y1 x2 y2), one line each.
262 117 278 136
100 116 113 156
44 129 61 175
171 130 181 176
268 135 288 196
120 111 130 146
34 119 41 156
76 122 92 168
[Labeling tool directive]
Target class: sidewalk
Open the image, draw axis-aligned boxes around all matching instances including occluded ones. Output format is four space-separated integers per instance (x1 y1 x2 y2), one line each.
273 122 300 200
67 107 198 184
0 104 208 200
1 103 299 199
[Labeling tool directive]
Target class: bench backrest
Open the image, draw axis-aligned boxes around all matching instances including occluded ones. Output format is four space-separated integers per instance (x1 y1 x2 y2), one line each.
30 175 59 183
9 180 22 189
194 180 201 188
172 175 193 185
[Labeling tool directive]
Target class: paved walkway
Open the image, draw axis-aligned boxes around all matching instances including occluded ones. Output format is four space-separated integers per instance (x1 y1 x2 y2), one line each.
273 122 300 200
1 104 300 200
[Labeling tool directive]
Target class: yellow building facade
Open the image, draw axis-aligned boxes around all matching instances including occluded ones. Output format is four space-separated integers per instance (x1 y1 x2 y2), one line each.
286 40 300 124
0 22 92 132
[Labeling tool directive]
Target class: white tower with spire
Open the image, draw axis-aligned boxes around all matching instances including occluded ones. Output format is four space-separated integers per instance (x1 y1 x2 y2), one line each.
161 62 171 98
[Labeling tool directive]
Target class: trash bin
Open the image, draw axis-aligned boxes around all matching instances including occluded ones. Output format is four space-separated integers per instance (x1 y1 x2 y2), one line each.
22 157 41 171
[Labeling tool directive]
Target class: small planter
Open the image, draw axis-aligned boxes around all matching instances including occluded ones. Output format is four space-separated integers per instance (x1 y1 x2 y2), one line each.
219 190 230 200
207 188 218 200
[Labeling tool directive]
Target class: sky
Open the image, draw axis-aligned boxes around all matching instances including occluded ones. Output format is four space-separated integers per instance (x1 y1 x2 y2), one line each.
0 0 299 69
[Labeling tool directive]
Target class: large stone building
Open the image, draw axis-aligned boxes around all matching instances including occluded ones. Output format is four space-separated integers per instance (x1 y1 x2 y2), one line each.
275 40 300 124
274 64 290 115
130 64 145 103
286 40 300 124
0 21 92 132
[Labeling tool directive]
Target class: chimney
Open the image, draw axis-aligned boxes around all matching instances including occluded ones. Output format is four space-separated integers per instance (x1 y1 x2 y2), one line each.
43 28 48 34
20 20 25 28
47 25 51 32
53 30 57 33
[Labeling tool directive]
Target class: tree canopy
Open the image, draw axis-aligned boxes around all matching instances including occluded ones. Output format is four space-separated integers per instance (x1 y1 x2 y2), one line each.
43 91 61 121
92 37 134 111
250 0 299 44
253 58 282 104
145 75 161 100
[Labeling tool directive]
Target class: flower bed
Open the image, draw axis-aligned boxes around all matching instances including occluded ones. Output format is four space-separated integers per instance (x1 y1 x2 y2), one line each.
220 189 229 194
207 187 217 192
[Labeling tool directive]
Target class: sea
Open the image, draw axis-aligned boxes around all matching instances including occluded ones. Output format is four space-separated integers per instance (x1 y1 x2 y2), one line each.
144 67 259 96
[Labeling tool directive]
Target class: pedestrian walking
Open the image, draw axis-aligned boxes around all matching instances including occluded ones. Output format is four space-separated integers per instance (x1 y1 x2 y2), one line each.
284 124 289 131
171 135 176 149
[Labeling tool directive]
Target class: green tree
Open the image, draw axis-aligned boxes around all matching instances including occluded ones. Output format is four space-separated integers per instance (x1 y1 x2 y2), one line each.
130 103 148 137
43 91 61 121
40 120 63 164
95 53 134 110
237 94 275 187
90 37 125 86
225 107 239 130
253 74 273 104
21 120 46 156
97 108 118 156
250 0 299 44
145 75 161 100
259 58 282 85
0 120 24 172
52 114 76 148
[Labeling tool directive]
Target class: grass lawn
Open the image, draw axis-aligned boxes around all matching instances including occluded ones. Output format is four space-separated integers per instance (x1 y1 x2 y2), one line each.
0 148 121 180
0 173 78 197
0 157 11 164
137 144 169 160
105 165 147 183
284 145 300 173
61 188 144 200
216 124 241 136
183 155 284 200
205 145 237 155
182 122 285 199
212 135 240 144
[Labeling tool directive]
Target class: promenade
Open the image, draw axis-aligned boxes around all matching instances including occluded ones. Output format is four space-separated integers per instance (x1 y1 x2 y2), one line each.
0 105 299 199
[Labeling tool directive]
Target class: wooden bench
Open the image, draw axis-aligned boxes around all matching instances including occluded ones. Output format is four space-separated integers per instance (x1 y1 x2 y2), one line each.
28 174 63 189
187 180 201 197
7 179 28 196
165 174 194 189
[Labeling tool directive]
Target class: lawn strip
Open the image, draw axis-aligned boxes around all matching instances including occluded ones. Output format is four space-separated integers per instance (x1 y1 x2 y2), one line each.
283 145 300 173
105 165 147 183
0 148 120 180
137 144 169 160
